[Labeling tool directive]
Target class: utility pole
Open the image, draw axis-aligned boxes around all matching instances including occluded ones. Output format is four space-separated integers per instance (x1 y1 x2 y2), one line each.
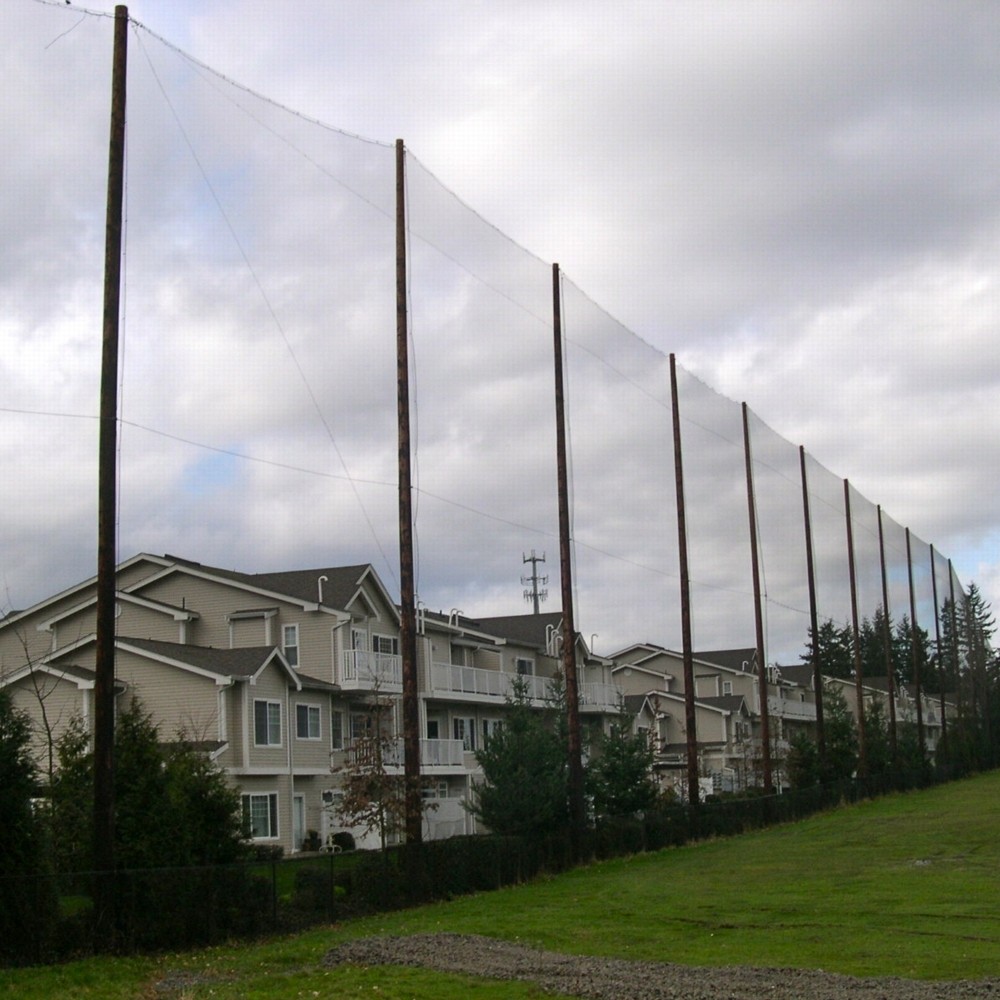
395 139 421 846
521 550 548 614
670 354 700 809
93 3 128 950
550 264 586 856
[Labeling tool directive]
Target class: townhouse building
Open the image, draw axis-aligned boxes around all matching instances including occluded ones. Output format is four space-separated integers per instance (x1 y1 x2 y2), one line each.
610 644 818 795
1 553 621 853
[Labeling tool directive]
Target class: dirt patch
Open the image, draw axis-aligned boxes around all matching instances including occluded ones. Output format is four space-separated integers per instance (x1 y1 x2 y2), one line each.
324 932 1000 999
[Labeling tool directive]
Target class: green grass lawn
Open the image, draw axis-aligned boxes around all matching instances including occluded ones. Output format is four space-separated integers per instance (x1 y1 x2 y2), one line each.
4 771 999 998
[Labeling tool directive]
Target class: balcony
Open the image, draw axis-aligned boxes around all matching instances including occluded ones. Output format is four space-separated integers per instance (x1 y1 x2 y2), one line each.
767 696 817 722
579 681 624 713
341 737 465 770
430 662 550 703
340 649 402 692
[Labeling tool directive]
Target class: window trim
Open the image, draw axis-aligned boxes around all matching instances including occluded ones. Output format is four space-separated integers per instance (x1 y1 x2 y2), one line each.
242 791 279 839
330 709 345 750
296 702 321 740
254 699 283 747
283 623 300 667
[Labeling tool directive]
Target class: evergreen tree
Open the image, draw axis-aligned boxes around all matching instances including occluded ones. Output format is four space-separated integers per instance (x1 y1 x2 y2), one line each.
820 682 859 782
470 676 569 839
49 699 246 871
802 620 853 679
863 697 892 776
586 702 658 819
785 730 820 789
0 689 58 963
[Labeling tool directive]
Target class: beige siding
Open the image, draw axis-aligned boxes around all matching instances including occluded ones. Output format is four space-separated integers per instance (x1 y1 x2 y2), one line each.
7 672 88 765
131 573 270 648
245 663 292 770
115 648 222 740
283 611 342 684
289 692 332 772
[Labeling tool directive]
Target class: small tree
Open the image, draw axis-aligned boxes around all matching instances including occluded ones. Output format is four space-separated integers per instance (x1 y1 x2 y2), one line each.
587 702 657 819
470 675 568 839
336 686 406 852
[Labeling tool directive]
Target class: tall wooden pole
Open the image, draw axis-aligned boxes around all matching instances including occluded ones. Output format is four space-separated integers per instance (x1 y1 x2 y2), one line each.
877 506 898 762
742 404 772 793
550 264 585 851
905 528 926 764
669 355 699 807
395 139 421 845
93 3 128 946
930 545 947 748
844 480 867 776
948 561 962 720
799 447 825 765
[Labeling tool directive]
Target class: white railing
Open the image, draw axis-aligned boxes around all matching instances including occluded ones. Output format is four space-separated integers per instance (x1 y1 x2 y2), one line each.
430 662 551 702
767 697 817 721
344 736 465 769
579 681 624 711
340 649 402 689
420 738 465 767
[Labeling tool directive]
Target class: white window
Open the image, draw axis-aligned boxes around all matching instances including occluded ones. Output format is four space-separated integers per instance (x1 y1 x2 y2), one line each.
242 792 278 839
453 717 476 752
296 703 321 740
722 680 733 696
515 657 534 676
481 718 502 744
350 710 372 741
330 710 344 750
283 624 299 667
373 634 399 656
426 719 440 740
254 700 282 747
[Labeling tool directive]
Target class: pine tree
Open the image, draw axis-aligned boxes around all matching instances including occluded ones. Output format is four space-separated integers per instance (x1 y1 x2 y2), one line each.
0 689 58 963
586 702 658 819
470 676 569 839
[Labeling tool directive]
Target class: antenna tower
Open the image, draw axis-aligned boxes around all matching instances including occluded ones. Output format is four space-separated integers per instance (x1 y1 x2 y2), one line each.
522 550 548 614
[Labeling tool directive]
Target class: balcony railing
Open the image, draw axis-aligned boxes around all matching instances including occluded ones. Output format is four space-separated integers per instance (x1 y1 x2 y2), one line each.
344 736 465 769
340 649 402 690
579 681 624 712
767 696 817 721
430 662 553 702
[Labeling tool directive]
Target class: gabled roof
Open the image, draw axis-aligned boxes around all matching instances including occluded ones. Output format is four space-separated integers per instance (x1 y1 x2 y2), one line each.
694 648 758 674
699 694 751 715
117 636 300 687
775 663 815 687
0 659 99 689
466 611 564 650
152 556 395 620
0 554 170 633
37 590 200 632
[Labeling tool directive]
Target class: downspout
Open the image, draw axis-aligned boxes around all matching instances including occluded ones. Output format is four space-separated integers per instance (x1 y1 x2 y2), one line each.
286 681 294 851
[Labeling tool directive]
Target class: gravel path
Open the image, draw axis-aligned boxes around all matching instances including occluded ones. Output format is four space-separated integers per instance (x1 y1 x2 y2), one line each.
324 932 1000 999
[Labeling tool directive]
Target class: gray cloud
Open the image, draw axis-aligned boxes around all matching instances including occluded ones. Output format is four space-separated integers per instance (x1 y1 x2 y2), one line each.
2 0 997 662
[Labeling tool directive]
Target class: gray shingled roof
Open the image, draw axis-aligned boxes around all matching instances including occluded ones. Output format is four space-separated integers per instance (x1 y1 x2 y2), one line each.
467 611 564 649
117 636 280 679
163 555 375 609
694 648 757 673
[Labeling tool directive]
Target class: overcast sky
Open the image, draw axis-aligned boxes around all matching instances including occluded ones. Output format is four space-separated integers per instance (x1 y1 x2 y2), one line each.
2 0 998 662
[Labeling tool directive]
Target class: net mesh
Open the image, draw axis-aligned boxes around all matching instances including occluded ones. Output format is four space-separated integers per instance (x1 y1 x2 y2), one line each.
1 4 967 663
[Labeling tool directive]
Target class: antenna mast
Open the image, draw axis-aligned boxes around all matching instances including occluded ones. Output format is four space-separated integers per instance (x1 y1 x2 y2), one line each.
522 549 548 614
